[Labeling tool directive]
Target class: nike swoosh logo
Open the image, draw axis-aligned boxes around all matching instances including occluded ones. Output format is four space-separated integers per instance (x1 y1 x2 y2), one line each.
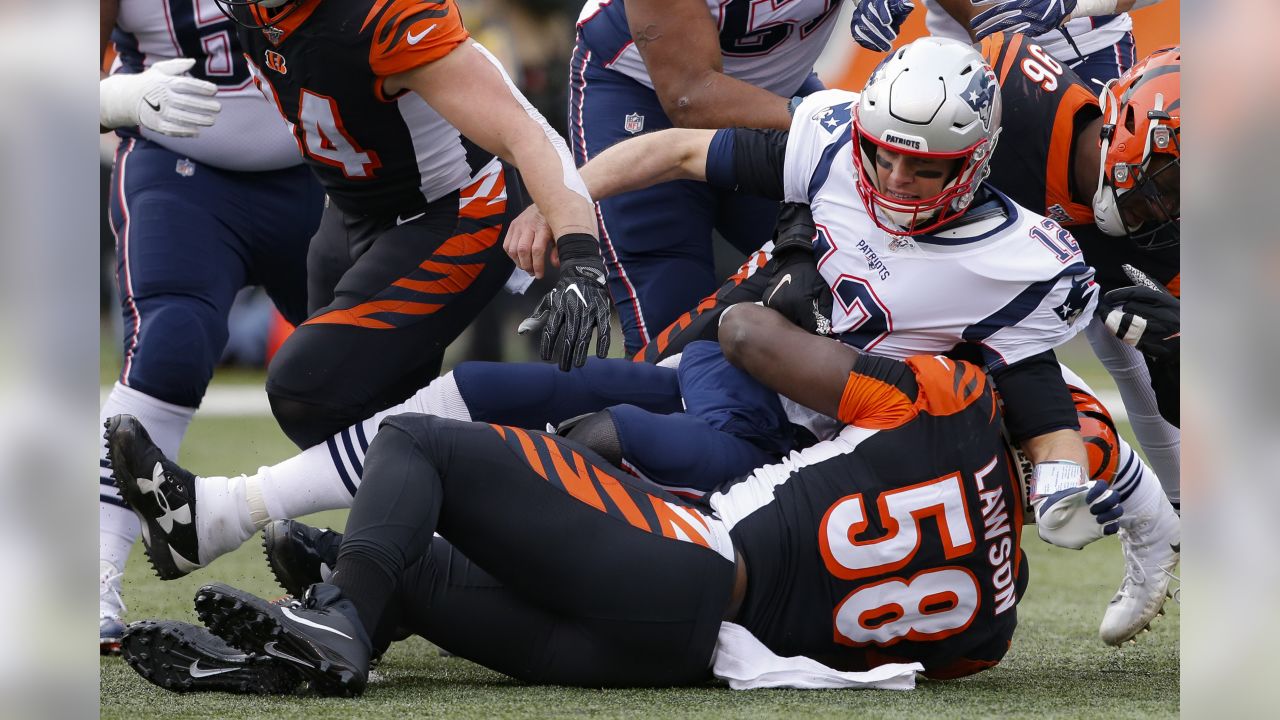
281 606 354 640
396 212 425 226
766 273 792 306
1170 543 1180 554
145 98 161 112
407 24 438 45
1162 332 1180 341
566 284 587 306
264 641 314 668
189 660 237 678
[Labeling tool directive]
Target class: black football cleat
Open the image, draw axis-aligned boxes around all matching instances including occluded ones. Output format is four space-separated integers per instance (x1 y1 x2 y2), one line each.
195 582 372 697
121 620 301 694
105 415 203 580
262 519 340 599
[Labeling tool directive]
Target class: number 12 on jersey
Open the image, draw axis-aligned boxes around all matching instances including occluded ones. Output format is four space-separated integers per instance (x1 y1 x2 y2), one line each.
820 473 982 647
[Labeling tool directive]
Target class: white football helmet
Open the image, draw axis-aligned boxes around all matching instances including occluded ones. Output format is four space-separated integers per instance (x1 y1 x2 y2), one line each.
853 36 1003 235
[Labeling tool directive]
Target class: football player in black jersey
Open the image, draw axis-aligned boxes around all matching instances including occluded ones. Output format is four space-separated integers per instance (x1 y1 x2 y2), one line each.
215 0 613 448
121 302 1032 695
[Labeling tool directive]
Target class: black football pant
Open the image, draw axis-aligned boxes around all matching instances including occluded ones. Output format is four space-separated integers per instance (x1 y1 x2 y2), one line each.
266 159 523 448
332 413 737 687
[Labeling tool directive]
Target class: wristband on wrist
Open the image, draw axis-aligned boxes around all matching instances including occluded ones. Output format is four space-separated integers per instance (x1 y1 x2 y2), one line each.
787 95 804 118
1030 460 1086 500
555 233 600 262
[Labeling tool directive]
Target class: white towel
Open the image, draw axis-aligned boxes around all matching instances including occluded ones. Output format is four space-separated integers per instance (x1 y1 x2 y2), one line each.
711 622 923 691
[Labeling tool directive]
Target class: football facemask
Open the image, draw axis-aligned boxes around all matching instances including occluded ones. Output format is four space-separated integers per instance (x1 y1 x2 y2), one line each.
1093 47 1181 248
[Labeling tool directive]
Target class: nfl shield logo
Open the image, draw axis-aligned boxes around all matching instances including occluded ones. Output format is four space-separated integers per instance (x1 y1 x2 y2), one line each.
263 26 284 46
623 112 644 135
175 158 196 177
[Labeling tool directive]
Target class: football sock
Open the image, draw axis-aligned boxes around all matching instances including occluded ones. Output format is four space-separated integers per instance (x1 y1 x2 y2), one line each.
197 373 471 562
1108 439 1177 532
1086 320 1180 508
99 383 196 612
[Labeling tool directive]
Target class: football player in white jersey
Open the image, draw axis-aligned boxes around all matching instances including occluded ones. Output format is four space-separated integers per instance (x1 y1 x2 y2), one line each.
511 38 1178 634
97 0 325 654
850 0 1167 86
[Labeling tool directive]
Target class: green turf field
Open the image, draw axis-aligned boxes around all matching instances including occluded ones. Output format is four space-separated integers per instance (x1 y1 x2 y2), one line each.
99 337 1178 718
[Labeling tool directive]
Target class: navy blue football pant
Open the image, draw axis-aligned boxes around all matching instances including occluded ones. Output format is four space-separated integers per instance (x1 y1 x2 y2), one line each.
453 342 791 492
569 42 826 354
334 414 737 686
1064 31 1137 87
108 137 322 408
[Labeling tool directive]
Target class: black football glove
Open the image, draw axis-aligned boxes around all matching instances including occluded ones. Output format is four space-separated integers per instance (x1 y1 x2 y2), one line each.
761 204 832 336
518 233 613 371
1098 285 1179 361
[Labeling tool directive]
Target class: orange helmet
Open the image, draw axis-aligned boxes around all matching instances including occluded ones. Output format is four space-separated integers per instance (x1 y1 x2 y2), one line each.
1069 386 1121 483
1093 47 1181 249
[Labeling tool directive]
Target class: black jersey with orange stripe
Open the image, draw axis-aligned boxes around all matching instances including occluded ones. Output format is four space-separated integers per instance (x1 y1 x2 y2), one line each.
234 0 474 217
981 32 1099 228
712 353 1027 679
980 32 1180 295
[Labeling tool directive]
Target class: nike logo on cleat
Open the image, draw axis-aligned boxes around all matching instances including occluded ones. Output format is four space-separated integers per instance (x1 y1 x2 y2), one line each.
281 607 354 639
1170 543 1180 553
264 641 314 668
188 660 237 678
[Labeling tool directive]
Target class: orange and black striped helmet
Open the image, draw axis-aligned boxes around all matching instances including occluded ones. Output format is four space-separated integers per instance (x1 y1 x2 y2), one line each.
1093 47 1181 249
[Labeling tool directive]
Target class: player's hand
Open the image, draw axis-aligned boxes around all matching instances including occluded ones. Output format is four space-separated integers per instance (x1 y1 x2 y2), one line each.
850 0 916 52
100 58 221 137
518 234 613 371
762 249 832 336
504 205 556 279
1033 478 1122 550
969 0 1078 40
1098 286 1180 361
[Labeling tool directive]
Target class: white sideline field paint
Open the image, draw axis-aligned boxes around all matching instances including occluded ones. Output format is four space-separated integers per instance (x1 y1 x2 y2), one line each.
102 386 1130 422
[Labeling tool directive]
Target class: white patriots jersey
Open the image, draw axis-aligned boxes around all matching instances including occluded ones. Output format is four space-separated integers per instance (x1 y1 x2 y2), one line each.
111 0 302 171
783 90 1098 371
576 0 844 97
921 1 1133 65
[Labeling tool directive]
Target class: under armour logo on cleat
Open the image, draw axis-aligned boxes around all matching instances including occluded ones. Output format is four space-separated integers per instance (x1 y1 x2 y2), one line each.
141 462 191 533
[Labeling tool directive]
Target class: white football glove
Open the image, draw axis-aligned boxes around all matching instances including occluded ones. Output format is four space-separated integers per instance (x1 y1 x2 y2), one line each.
1031 461 1122 550
100 58 221 138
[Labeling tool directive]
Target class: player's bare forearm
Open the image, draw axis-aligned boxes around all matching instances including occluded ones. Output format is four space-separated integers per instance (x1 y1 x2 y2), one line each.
389 41 596 238
579 129 715 201
505 130 597 238
1020 427 1089 467
719 303 856 418
626 0 794 130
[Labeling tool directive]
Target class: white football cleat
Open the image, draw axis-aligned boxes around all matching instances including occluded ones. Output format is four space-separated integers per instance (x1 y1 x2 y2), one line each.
1099 504 1180 646
100 560 126 655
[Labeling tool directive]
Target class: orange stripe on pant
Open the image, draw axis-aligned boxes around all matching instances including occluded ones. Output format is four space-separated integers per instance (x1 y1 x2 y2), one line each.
305 299 444 329
541 435 607 512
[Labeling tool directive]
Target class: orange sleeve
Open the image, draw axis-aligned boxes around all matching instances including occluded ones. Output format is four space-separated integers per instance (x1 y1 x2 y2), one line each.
904 356 988 418
363 0 470 78
836 371 917 430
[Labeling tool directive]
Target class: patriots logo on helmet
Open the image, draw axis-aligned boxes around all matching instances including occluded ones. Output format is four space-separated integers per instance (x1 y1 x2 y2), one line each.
961 67 998 132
